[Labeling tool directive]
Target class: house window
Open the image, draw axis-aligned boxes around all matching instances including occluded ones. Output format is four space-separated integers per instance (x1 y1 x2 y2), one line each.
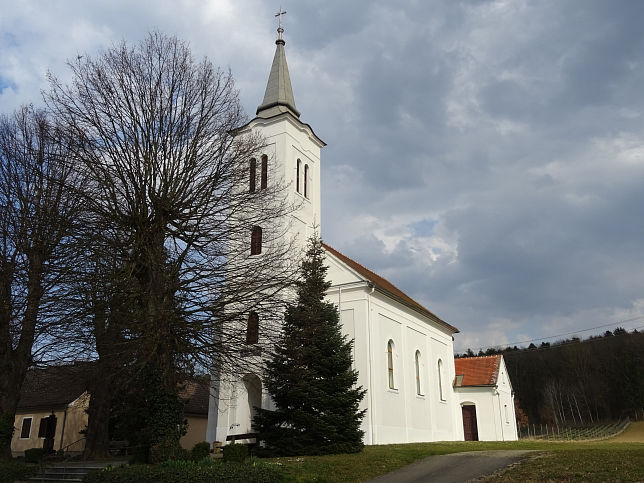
260 155 268 190
415 350 422 395
249 158 256 192
304 164 309 198
438 359 445 401
38 417 48 438
20 417 32 439
250 226 262 255
504 404 509 424
387 340 395 389
296 159 301 193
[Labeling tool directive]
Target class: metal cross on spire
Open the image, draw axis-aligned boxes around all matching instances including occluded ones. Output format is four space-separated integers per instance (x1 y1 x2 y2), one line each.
275 7 287 40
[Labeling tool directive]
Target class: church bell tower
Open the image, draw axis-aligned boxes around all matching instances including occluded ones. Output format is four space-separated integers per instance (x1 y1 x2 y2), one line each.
206 21 324 446
233 20 325 250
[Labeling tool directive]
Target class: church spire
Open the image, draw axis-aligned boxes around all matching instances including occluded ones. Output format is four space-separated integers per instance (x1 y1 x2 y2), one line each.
256 13 301 119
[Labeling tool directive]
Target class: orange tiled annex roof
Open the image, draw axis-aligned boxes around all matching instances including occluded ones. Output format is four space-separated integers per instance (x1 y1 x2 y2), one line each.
454 355 502 387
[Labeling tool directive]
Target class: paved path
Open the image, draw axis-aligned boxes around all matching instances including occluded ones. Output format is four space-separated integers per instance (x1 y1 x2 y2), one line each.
367 450 535 483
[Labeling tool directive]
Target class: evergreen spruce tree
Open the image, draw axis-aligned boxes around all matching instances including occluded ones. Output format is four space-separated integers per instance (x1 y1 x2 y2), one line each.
254 237 366 455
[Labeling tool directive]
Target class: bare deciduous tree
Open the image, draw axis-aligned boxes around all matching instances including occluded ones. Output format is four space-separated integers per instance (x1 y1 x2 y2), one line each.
0 106 80 458
46 31 299 454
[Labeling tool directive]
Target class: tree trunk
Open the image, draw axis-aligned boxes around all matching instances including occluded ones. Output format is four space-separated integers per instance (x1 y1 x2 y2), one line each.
84 371 113 458
0 265 43 459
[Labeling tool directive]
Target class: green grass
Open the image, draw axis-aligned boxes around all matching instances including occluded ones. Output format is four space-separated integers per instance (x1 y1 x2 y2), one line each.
263 440 644 482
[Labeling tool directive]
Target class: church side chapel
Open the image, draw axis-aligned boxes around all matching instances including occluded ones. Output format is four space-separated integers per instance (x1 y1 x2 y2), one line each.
207 19 518 446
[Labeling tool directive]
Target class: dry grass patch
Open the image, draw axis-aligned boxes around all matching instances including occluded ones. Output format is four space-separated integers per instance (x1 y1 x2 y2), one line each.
487 446 644 482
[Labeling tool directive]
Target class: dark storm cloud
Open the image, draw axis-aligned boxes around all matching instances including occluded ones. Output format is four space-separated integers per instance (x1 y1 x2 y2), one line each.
3 0 644 350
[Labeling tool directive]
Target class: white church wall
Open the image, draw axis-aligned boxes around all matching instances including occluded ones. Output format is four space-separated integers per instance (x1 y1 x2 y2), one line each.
325 277 462 445
405 326 433 442
496 358 518 441
327 285 373 443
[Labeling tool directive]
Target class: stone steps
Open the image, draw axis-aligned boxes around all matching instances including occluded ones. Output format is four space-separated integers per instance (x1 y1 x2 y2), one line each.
28 460 127 483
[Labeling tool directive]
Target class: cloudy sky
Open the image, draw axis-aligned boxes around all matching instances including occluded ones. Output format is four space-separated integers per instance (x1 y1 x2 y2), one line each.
2 0 644 352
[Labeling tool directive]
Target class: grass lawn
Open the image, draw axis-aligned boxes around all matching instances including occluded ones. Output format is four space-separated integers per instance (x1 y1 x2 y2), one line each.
265 440 644 482
486 443 644 482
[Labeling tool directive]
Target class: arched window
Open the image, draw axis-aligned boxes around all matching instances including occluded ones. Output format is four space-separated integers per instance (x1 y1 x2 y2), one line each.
438 359 445 401
260 155 268 189
387 340 395 389
304 164 309 198
246 312 259 344
296 159 301 193
415 350 422 395
249 158 256 192
250 226 262 255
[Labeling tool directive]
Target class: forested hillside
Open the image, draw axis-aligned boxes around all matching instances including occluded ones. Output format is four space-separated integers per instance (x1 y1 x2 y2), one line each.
458 329 644 425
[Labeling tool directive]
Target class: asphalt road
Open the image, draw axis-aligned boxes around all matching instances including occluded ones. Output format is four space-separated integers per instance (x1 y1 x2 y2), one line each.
367 450 535 483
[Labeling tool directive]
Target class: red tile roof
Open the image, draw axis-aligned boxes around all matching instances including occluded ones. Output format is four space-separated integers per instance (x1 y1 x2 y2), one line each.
454 355 502 387
322 243 459 334
179 379 210 416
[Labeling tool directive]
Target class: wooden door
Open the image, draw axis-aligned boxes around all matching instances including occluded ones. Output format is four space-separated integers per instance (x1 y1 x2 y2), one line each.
462 405 479 441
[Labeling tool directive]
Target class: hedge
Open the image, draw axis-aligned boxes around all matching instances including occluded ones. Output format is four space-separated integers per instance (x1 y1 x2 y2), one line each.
83 459 282 483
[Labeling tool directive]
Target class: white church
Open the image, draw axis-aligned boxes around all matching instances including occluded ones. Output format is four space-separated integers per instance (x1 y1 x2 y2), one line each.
206 24 518 446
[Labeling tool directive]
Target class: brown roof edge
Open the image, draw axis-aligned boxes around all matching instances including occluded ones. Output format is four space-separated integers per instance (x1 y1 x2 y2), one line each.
322 243 459 334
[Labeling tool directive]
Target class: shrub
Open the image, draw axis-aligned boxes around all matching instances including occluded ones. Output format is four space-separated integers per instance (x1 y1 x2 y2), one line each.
24 447 45 463
222 443 248 463
150 439 188 463
190 441 211 461
129 444 150 464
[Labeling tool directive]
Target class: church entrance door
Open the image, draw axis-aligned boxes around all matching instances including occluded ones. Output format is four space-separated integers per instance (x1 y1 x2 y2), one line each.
462 405 479 441
242 374 261 434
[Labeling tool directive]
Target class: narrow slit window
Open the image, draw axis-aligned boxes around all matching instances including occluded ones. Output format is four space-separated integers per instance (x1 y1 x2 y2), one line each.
246 312 259 344
438 359 445 401
260 155 268 189
304 164 309 198
251 226 262 255
387 340 395 389
249 158 256 192
415 350 422 395
296 159 301 193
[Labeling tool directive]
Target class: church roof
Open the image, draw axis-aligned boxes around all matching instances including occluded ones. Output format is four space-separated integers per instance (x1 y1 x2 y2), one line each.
454 355 502 387
256 35 300 119
323 243 459 334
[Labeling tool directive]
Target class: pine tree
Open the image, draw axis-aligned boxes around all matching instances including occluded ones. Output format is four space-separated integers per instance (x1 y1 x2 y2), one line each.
253 237 366 455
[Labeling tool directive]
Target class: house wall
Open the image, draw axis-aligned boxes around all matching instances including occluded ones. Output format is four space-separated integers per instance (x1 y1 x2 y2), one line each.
11 393 89 457
325 270 462 445
180 415 208 450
